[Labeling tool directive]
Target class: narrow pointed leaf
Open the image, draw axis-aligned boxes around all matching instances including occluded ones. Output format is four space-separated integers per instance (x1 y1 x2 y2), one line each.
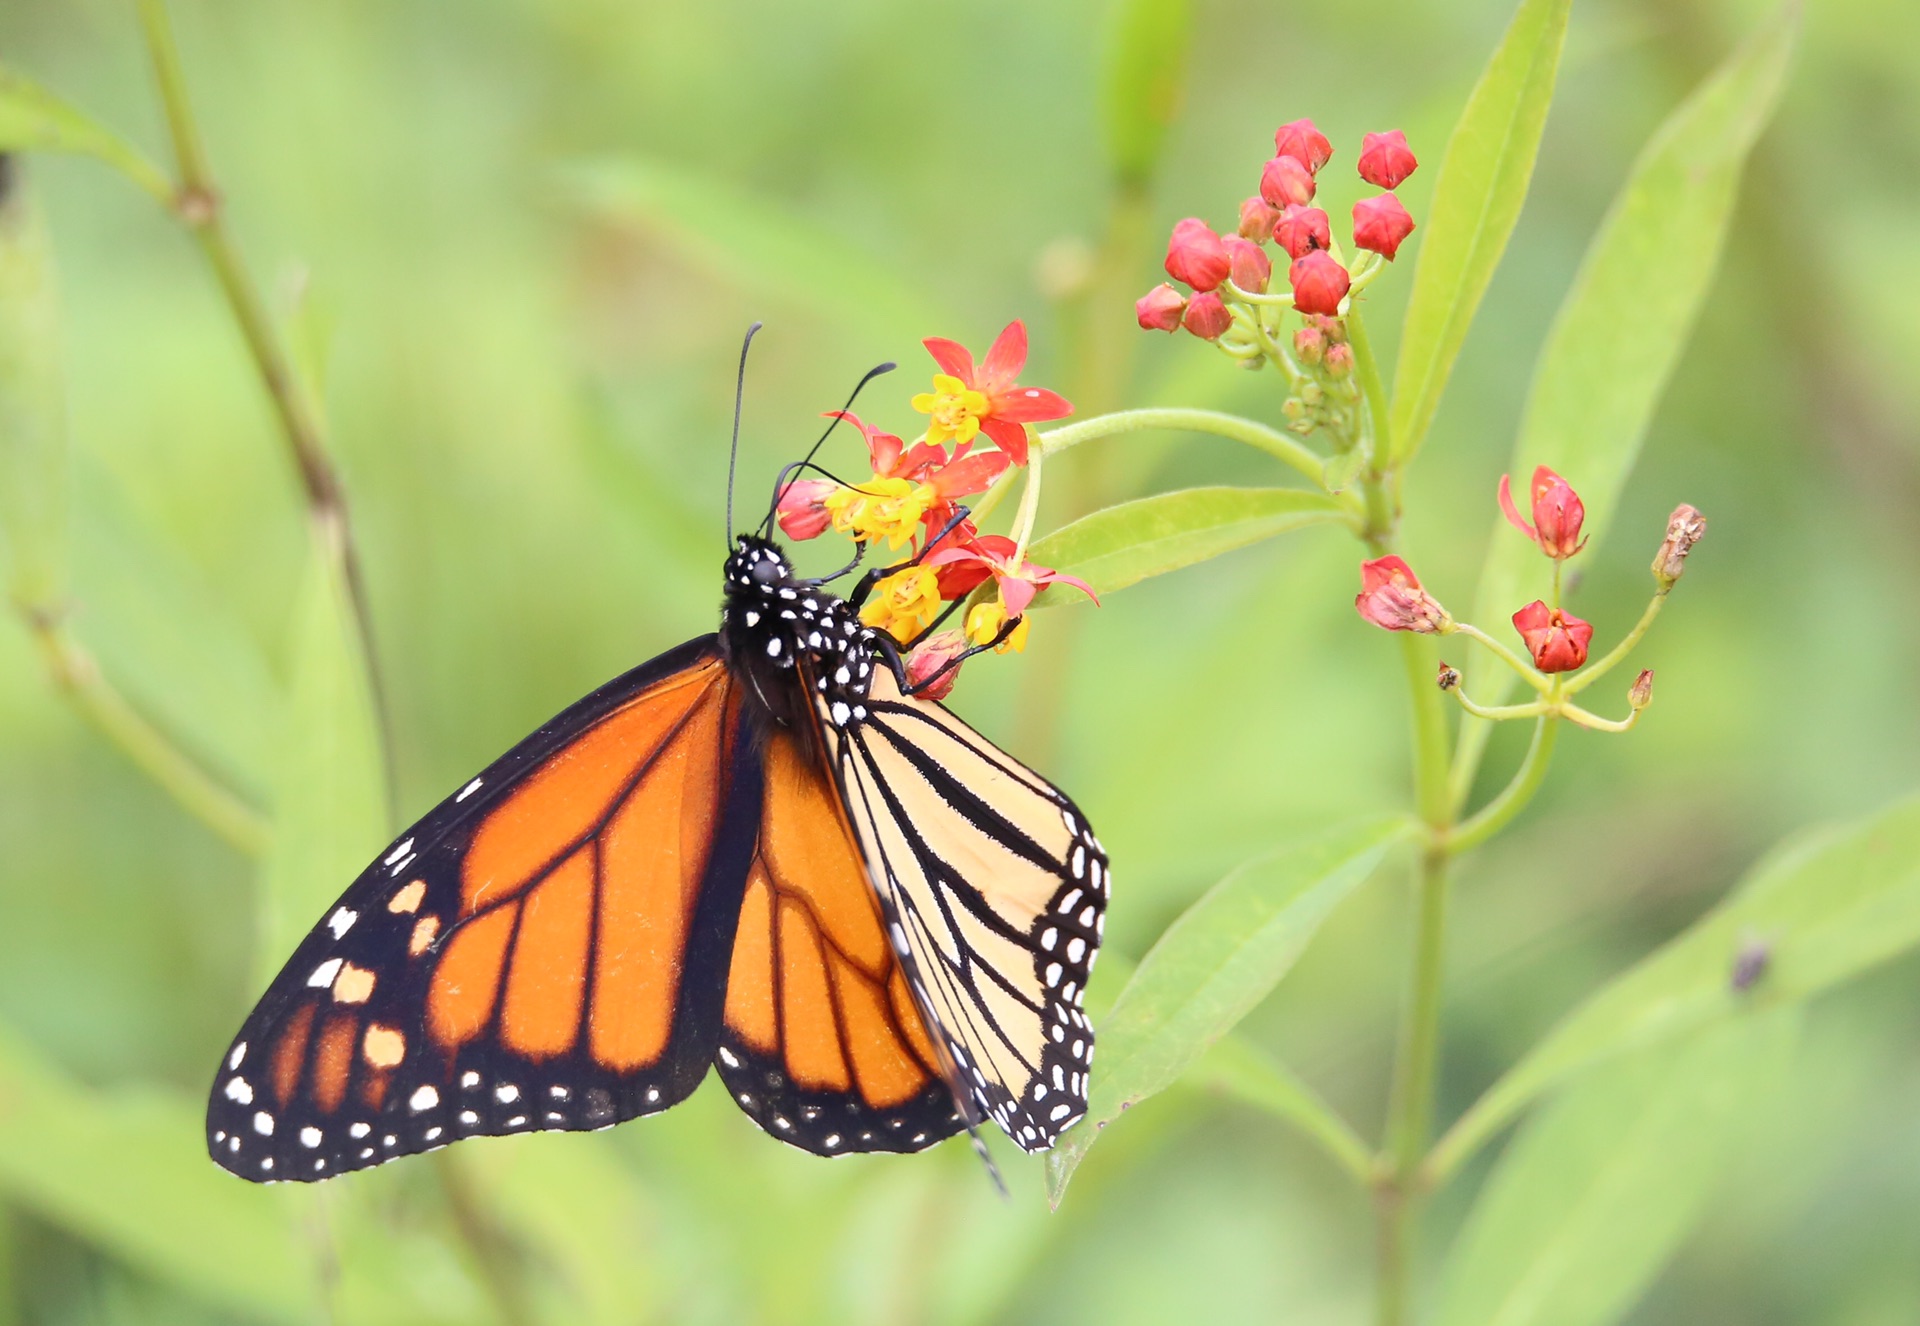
1044 816 1413 1205
1433 1007 1800 1326
259 519 388 968
0 70 172 202
1026 486 1350 605
1189 1035 1373 1182
1389 0 1570 464
1434 789 1920 1180
1457 3 1798 771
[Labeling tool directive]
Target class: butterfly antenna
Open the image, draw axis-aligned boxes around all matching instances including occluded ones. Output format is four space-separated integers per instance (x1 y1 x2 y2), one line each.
762 360 896 535
726 321 764 545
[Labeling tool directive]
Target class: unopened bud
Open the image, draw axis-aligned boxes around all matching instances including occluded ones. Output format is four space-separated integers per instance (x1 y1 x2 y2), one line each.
1182 290 1233 340
1293 325 1326 366
1273 204 1331 260
905 631 969 701
1437 662 1461 691
1288 250 1349 316
1352 193 1416 260
1273 118 1333 173
1323 342 1354 378
1238 195 1280 240
1629 668 1654 711
1652 504 1706 588
1164 217 1231 292
1300 381 1324 407
1135 282 1187 332
1357 130 1418 189
1355 556 1451 634
1224 235 1271 293
1259 155 1316 208
1281 396 1308 422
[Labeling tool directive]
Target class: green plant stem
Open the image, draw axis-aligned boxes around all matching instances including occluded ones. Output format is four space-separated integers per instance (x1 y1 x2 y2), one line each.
133 0 392 790
1347 308 1395 475
24 614 268 856
1560 700 1641 733
1446 689 1548 722
1564 588 1668 693
1009 449 1045 568
1036 408 1329 490
1450 622 1551 692
1448 714 1561 854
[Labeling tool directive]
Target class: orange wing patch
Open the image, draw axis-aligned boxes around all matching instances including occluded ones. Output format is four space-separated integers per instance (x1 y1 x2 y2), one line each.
721 731 955 1150
426 657 732 1072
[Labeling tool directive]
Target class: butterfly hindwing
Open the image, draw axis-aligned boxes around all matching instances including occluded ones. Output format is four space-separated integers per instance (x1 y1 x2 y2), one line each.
713 725 964 1155
824 669 1106 1154
206 638 766 1182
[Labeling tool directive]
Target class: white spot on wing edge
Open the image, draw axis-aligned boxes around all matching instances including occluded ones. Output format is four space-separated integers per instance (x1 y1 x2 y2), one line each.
307 957 343 988
327 908 357 939
223 1077 253 1105
456 778 483 801
409 1085 439 1112
227 1042 246 1070
383 838 414 866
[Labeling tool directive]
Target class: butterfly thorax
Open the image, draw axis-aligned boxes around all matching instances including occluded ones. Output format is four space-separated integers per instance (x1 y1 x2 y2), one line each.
719 534 880 732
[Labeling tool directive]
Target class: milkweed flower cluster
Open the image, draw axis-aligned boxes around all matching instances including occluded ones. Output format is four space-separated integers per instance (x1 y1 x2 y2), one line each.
1353 465 1707 731
776 321 1096 690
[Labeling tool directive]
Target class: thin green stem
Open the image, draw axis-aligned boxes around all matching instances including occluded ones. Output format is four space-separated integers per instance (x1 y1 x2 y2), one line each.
1035 408 1329 491
25 616 268 856
1399 635 1453 830
1346 308 1396 478
1564 590 1669 694
1559 700 1641 734
1448 715 1561 855
1450 623 1551 693
1009 449 1045 568
1446 689 1548 722
133 0 393 795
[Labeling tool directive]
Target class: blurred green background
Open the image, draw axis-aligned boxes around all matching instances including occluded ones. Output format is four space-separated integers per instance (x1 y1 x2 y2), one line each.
2 0 1919 1321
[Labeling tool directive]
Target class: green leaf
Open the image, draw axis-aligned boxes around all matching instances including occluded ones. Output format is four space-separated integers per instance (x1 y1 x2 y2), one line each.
1457 3 1798 764
1025 486 1351 605
1044 816 1413 1205
259 518 388 968
560 157 949 343
1100 0 1191 189
0 157 67 611
1187 1035 1374 1182
1433 1006 1800 1326
0 1024 315 1321
1389 0 1571 464
0 70 172 203
1433 789 1920 1181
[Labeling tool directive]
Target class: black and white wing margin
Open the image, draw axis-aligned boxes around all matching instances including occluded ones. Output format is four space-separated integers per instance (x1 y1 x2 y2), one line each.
822 669 1107 1153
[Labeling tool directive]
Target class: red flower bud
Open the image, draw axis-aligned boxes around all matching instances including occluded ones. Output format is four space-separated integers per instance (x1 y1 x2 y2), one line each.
1511 600 1592 673
1652 504 1707 588
1293 325 1326 366
904 630 969 701
774 478 836 541
1237 195 1280 240
1352 193 1416 260
1498 465 1587 559
1164 217 1231 292
1288 250 1349 316
1324 342 1354 378
1629 669 1654 711
1273 204 1331 259
1357 129 1418 189
1182 290 1233 340
1259 155 1316 208
1224 236 1271 293
1273 118 1333 173
1355 556 1451 633
1136 282 1187 332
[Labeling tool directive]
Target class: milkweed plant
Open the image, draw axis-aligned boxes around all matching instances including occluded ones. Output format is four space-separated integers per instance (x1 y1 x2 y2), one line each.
11 0 1920 1324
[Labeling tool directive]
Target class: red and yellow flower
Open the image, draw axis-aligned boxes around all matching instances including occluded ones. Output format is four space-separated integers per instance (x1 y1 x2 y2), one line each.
914 321 1072 465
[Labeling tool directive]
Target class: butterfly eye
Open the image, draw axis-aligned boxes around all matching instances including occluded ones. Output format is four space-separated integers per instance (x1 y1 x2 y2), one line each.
748 559 782 588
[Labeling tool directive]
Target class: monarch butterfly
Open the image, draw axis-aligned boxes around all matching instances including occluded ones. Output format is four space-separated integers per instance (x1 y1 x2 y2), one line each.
205 334 1107 1184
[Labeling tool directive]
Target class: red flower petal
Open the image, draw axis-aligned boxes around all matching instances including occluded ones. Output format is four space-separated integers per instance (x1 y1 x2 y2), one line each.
931 449 1011 497
978 415 1031 466
979 321 1029 394
922 336 976 383
990 385 1073 424
1497 473 1537 543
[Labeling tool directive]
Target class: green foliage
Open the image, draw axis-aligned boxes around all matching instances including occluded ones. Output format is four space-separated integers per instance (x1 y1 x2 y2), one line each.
1045 818 1412 1203
1459 1 1799 769
1435 790 1920 1179
1433 1007 1802 1326
1389 0 1570 465
1100 0 1191 190
1026 486 1351 605
0 71 170 203
0 159 66 611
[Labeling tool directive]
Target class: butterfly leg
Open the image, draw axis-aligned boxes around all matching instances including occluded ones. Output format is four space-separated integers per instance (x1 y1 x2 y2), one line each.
805 541 867 586
875 613 1025 695
846 506 974 611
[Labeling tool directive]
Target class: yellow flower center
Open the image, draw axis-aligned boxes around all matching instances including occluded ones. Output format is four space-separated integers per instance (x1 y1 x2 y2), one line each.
822 476 937 550
860 565 943 643
963 599 1030 654
910 374 990 446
